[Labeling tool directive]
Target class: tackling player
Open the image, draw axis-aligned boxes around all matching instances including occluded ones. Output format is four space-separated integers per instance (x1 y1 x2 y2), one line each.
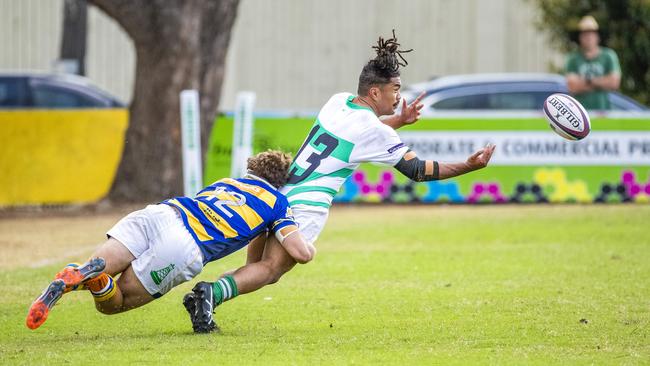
186 30 496 332
26 150 314 333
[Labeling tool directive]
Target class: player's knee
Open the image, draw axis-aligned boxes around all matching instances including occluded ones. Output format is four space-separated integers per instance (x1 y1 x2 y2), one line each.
256 261 285 285
267 273 281 285
268 264 292 284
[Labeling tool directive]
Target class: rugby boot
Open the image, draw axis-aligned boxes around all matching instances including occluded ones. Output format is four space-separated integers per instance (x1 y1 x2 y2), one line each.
189 282 219 333
55 257 106 289
26 279 66 330
183 291 217 332
183 292 197 319
58 263 86 293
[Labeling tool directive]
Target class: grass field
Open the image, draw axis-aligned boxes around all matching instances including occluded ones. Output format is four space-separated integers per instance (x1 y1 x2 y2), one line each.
1 205 649 365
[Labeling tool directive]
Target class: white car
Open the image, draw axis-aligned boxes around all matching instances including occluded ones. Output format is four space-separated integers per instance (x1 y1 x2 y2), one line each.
401 73 647 114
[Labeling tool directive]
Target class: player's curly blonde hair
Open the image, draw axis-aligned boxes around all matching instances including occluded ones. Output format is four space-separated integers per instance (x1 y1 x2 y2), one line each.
247 150 293 188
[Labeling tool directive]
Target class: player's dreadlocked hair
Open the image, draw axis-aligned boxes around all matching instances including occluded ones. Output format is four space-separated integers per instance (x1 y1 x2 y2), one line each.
357 29 413 96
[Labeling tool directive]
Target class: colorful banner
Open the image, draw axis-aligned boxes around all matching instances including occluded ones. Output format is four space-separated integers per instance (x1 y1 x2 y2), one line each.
399 131 650 165
205 115 650 204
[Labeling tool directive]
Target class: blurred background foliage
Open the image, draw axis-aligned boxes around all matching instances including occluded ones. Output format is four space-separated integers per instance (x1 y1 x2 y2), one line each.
534 0 650 105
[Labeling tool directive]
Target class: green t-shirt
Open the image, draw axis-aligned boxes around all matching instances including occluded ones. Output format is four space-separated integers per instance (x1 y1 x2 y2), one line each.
565 47 621 110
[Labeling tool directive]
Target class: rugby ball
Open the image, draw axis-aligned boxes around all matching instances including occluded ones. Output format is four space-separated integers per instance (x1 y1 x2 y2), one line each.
543 93 590 140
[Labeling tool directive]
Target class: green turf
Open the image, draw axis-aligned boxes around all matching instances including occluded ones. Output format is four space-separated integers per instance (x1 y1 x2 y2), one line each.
1 205 649 365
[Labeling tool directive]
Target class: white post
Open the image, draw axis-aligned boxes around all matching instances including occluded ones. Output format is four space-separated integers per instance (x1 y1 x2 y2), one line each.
231 91 256 178
180 90 203 197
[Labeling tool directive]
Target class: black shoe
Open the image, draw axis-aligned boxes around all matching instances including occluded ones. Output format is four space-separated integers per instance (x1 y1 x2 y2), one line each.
183 292 196 320
183 292 211 331
188 282 218 333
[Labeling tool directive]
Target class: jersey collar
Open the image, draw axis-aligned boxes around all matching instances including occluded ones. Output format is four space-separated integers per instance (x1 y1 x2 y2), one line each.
243 172 277 191
346 95 374 113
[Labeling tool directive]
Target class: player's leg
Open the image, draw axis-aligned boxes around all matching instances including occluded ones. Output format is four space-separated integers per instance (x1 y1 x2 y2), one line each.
230 204 328 293
233 235 297 294
185 205 327 333
206 204 326 299
25 238 130 330
54 237 134 292
216 205 327 298
91 264 155 314
192 235 295 310
94 205 204 314
90 237 136 275
75 237 143 314
25 279 66 330
53 237 136 311
185 237 298 333
184 240 296 332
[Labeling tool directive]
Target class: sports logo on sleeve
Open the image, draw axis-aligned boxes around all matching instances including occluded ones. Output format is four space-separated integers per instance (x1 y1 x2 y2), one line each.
388 143 405 153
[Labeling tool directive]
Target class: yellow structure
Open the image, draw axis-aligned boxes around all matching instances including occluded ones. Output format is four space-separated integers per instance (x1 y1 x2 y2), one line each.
0 109 128 205
534 168 592 203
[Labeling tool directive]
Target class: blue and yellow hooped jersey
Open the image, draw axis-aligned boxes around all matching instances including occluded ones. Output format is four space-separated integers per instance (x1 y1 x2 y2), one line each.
162 177 296 264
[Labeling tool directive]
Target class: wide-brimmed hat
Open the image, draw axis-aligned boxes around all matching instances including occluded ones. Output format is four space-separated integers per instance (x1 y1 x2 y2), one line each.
578 15 599 32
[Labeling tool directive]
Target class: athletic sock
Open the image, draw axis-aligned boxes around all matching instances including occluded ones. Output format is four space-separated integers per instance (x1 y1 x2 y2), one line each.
211 275 239 305
86 273 117 302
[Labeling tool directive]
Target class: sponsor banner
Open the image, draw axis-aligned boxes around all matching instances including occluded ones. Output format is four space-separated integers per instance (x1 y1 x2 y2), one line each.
399 131 650 166
206 116 650 204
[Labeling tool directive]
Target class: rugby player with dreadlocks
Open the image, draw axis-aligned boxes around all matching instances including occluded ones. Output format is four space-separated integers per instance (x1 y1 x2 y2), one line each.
184 30 496 332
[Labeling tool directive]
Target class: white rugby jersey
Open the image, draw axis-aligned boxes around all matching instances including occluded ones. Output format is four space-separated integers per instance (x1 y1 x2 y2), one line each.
280 93 409 208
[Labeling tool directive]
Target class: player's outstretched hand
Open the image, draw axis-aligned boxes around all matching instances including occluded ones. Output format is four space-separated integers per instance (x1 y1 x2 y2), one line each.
398 92 425 125
466 143 496 170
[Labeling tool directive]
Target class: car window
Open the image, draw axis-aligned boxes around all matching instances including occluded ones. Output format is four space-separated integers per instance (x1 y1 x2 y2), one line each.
0 78 29 107
432 91 553 110
608 92 648 111
32 84 101 108
487 92 551 109
432 94 488 109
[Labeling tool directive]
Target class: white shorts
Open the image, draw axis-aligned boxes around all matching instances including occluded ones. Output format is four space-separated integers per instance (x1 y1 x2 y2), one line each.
291 204 330 244
106 204 204 298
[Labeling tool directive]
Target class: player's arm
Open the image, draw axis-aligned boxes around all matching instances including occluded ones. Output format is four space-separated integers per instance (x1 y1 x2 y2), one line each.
380 92 425 130
219 232 268 277
394 144 496 182
274 225 316 264
246 231 268 265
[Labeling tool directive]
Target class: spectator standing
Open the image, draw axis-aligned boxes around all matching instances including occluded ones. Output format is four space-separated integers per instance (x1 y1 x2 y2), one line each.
565 15 621 110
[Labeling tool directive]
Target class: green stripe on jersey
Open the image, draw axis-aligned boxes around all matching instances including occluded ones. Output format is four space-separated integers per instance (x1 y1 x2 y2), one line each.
346 95 374 112
289 200 331 208
308 120 354 163
284 167 355 187
285 186 338 198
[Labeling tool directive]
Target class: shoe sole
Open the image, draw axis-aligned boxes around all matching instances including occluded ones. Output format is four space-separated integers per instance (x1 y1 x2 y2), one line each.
55 257 106 288
26 279 66 330
191 282 219 333
60 263 82 293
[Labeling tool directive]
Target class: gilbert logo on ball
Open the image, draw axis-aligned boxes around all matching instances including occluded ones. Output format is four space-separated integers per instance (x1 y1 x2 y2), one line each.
543 93 590 140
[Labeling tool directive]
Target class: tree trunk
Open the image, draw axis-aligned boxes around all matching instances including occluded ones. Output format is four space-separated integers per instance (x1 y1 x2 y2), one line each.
60 0 88 75
87 0 239 201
